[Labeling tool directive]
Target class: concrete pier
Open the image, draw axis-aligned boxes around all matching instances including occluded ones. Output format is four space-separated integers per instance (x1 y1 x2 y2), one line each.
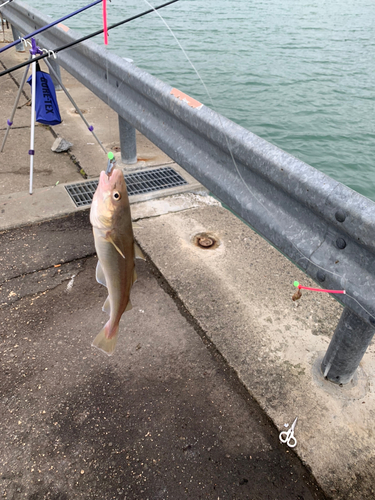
1 29 375 500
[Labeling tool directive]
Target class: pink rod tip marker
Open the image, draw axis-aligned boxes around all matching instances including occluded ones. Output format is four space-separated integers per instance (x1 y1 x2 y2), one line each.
293 281 346 294
103 0 108 45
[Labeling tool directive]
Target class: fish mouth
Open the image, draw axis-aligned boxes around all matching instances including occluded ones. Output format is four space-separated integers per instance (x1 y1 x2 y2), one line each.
99 170 113 189
99 168 122 186
97 171 122 203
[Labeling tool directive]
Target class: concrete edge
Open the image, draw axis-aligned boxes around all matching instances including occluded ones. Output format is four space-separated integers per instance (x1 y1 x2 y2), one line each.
0 163 203 232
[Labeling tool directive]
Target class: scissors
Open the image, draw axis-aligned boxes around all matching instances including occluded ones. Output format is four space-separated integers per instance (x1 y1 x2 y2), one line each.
279 417 298 448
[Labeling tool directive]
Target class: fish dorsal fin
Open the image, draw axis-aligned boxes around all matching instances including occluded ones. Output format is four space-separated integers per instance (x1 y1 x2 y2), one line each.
96 261 107 287
134 242 145 260
102 296 111 315
107 234 126 259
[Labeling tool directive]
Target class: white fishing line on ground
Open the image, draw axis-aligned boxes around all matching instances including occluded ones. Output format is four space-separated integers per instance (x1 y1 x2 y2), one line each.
66 274 76 292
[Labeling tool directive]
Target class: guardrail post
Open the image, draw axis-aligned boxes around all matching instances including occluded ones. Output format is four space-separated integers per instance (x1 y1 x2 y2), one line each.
118 114 137 164
47 58 62 91
10 25 24 52
321 307 375 385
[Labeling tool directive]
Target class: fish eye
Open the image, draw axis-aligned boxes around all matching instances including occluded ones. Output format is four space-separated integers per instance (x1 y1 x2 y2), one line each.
113 191 121 201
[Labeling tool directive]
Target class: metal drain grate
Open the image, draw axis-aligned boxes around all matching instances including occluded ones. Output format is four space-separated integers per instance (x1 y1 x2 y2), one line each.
65 166 188 208
65 179 98 208
126 167 187 196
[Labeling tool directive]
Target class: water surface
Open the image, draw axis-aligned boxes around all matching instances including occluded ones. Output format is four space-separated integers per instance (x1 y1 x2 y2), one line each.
30 0 375 201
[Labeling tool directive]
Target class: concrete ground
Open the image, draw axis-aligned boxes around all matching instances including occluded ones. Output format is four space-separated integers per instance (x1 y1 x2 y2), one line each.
0 212 325 500
1 27 375 500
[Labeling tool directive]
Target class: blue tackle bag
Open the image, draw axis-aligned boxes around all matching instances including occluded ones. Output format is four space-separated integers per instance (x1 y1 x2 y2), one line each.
27 63 62 126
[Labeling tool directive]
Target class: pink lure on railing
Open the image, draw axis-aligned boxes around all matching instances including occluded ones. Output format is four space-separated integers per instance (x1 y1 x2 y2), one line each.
292 281 345 301
296 283 345 294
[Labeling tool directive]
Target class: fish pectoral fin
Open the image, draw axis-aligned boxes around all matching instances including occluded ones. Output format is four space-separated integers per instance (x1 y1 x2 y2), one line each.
125 300 133 312
132 222 143 229
102 296 111 314
92 323 119 356
96 260 107 287
134 242 146 260
107 234 126 259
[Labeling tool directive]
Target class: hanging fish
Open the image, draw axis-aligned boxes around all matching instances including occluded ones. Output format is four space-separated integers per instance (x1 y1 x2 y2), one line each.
90 168 144 355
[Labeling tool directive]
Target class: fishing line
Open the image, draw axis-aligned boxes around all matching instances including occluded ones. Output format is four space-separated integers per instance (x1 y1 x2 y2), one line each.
141 0 374 320
102 0 114 164
105 37 112 160
0 0 180 78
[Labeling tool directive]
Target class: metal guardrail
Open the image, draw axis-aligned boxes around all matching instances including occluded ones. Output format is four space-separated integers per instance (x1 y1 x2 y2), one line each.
2 0 375 385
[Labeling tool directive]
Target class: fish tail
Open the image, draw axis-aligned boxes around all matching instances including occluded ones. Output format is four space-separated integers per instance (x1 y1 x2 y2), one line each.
92 323 119 356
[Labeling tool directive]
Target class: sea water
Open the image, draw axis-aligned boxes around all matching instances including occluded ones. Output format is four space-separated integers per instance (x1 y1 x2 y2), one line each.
29 0 375 201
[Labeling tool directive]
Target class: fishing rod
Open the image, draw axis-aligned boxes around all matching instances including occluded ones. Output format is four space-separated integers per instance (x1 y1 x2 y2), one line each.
0 0 13 9
0 0 103 54
0 0 179 78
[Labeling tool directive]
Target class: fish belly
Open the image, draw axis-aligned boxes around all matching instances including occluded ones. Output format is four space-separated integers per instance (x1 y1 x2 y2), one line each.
92 228 134 355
